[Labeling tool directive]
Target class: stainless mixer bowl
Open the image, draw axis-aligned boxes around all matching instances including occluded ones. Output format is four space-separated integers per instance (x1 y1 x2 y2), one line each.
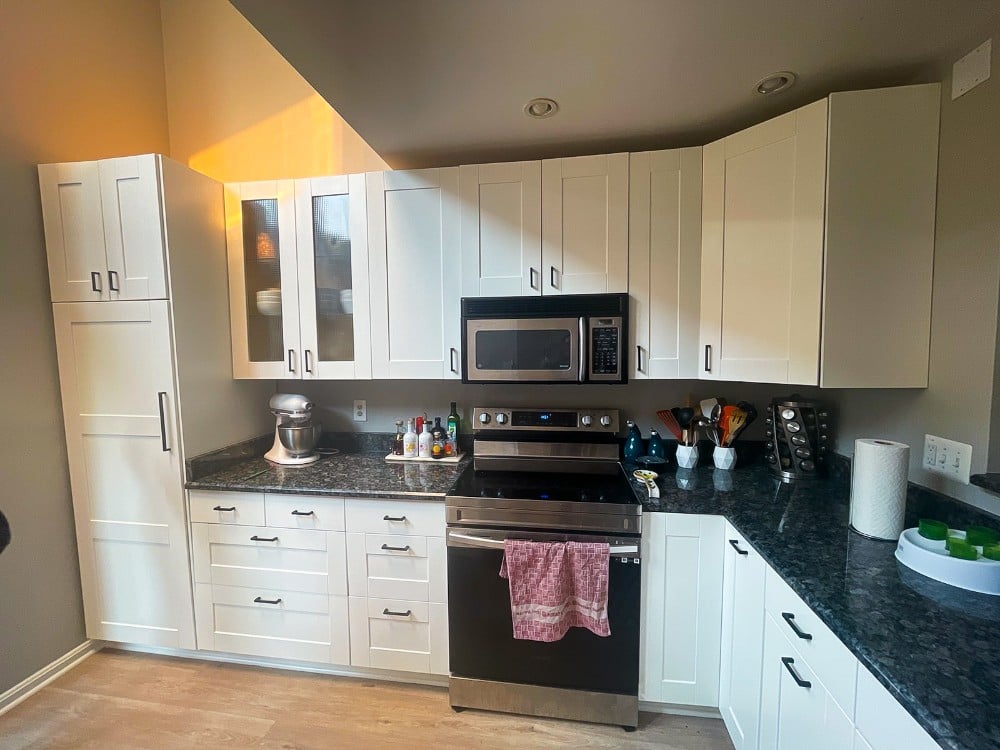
277 424 319 457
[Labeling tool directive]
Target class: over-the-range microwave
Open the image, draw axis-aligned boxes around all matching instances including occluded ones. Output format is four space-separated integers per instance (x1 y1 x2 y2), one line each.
461 293 628 384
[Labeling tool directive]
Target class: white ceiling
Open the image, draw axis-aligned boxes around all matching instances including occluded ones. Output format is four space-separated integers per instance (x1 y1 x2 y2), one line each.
230 0 1000 169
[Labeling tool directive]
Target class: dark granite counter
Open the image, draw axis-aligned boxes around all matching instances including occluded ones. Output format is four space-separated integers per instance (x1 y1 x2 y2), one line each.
633 463 1000 750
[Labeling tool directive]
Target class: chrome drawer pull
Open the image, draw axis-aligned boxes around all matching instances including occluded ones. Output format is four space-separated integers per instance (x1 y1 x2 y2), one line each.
291 509 315 516
250 535 279 542
253 596 282 605
729 539 749 556
781 612 813 641
781 657 811 688
383 515 407 522
213 506 236 512
382 608 412 617
381 543 411 552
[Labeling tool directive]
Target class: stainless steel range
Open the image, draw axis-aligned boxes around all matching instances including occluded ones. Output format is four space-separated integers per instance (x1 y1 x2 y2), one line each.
445 407 642 730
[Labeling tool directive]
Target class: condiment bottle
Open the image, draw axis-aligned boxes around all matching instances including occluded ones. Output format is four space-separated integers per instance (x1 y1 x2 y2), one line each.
418 420 432 458
623 421 643 463
392 420 405 456
403 419 418 458
648 430 665 460
431 417 447 459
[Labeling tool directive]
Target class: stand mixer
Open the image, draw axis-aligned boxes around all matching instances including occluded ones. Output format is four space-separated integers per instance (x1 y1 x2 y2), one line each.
264 393 321 466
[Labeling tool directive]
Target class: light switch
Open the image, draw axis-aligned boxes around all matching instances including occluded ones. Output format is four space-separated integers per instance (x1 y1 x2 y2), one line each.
923 434 972 484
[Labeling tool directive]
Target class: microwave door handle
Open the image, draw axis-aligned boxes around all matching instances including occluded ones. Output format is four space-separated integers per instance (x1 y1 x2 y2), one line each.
579 317 587 382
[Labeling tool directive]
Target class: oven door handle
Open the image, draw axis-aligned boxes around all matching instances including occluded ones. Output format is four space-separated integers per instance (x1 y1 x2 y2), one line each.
448 532 638 555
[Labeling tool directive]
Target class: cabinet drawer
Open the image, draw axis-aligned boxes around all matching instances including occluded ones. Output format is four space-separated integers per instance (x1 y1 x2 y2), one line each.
855 666 939 750
345 498 445 537
189 490 265 525
348 596 448 675
265 493 345 531
191 523 347 595
765 567 857 715
346 533 447 602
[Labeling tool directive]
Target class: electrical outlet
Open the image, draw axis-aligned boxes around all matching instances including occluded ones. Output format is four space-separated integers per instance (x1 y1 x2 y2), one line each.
353 399 367 422
923 434 972 484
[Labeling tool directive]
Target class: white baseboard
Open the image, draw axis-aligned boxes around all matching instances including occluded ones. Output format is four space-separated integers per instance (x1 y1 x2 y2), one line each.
0 640 103 715
638 700 722 719
110 643 450 689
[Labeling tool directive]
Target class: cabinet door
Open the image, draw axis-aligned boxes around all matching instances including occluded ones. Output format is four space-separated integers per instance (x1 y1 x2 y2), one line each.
52 301 194 648
38 161 108 302
700 99 827 384
367 169 461 379
854 666 940 750
719 524 767 750
641 513 724 706
759 612 853 750
98 154 168 301
542 153 628 294
225 181 301 378
459 161 542 297
295 174 372 379
629 148 702 379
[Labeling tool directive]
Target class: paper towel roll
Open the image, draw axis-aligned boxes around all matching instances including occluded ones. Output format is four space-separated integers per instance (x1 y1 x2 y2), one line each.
850 439 910 540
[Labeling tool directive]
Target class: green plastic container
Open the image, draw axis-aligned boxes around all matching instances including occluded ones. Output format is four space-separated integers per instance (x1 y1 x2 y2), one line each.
917 519 949 541
948 540 979 561
966 526 1000 547
983 545 1000 562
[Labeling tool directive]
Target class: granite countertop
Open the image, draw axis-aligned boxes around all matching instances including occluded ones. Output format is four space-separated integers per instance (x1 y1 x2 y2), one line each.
634 464 1000 750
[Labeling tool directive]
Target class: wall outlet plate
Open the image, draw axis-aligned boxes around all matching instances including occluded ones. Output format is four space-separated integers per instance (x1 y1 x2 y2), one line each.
923 434 972 484
353 399 367 422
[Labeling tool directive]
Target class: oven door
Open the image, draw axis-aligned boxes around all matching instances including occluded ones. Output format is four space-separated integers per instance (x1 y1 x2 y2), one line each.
446 527 640 695
464 317 582 382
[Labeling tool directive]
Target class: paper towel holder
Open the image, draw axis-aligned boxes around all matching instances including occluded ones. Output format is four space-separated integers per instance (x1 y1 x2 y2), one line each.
764 396 830 482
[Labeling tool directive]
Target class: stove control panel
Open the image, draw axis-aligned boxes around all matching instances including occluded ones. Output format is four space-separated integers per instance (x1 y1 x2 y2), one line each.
472 407 620 433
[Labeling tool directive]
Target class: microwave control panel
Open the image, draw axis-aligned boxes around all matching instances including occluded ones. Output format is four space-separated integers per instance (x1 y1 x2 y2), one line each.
589 317 622 380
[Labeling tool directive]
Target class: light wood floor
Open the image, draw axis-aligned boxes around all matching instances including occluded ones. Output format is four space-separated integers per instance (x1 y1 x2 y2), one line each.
1 649 734 749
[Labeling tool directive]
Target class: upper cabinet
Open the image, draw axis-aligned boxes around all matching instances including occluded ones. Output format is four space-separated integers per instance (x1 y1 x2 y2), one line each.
39 154 168 302
700 83 940 387
226 175 371 379
629 148 703 379
367 168 462 379
542 153 629 295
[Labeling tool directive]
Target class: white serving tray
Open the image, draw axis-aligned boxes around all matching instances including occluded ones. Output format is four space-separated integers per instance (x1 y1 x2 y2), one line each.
385 453 464 464
895 527 1000 595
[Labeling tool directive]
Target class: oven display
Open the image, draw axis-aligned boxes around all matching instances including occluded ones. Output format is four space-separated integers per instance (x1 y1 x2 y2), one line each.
511 410 578 428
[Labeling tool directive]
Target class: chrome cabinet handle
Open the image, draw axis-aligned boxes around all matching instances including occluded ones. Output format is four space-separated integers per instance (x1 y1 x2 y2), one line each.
704 344 712 372
90 271 102 293
291 509 314 516
304 349 313 373
383 515 407 522
529 267 540 290
382 608 412 617
287 349 296 374
781 657 811 688
781 612 813 641
253 596 282 605
213 505 236 512
250 535 279 542
450 347 458 374
381 543 411 552
729 539 749 556
108 270 120 292
157 391 169 452
550 265 559 289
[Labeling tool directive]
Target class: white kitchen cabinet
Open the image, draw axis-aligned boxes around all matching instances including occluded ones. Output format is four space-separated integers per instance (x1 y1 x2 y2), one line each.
40 154 167 302
460 161 542 297
367 168 462 379
628 147 703 379
542 153 629 295
641 513 725 706
45 156 272 650
854 665 940 750
758 611 854 750
700 83 940 387
719 524 767 750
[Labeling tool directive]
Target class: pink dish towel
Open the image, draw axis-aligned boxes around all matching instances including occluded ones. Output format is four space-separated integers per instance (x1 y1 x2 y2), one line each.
499 540 610 642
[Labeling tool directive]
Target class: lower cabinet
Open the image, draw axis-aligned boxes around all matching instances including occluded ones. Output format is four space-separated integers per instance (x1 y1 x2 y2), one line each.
641 513 725 705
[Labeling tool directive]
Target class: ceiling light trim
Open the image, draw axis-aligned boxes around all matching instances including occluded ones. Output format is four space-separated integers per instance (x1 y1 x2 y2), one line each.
755 71 797 95
524 97 559 119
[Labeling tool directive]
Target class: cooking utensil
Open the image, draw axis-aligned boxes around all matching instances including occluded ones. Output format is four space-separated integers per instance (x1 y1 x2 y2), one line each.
656 409 683 441
672 407 695 445
724 410 747 446
700 398 720 421
633 469 660 499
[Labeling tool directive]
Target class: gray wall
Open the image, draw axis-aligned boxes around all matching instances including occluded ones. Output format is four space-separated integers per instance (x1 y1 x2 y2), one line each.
0 0 170 694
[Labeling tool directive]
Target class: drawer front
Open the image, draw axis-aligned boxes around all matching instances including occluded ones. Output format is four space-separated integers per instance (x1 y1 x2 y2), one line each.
189 490 265 525
265 494 345 531
855 666 939 750
345 498 445 537
348 596 448 675
194 583 349 665
765 567 857 715
346 534 447 602
191 524 347 595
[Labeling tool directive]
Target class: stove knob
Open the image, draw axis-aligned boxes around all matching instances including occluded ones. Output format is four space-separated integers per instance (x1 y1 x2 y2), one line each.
478 412 491 425
600 415 613 427
495 413 508 425
581 415 593 427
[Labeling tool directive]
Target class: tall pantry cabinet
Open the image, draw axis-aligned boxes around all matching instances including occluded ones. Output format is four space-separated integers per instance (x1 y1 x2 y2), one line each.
40 154 273 648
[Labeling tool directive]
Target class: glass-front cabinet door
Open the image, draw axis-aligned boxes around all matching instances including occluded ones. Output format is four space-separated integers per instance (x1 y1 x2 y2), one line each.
295 175 371 379
226 181 301 379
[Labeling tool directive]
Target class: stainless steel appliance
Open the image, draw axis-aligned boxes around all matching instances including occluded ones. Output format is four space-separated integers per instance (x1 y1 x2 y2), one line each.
264 393 321 466
461 294 628 384
445 407 641 729
764 396 830 481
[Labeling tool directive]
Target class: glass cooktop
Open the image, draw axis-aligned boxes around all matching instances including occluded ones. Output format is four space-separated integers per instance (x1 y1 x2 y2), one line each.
448 464 639 506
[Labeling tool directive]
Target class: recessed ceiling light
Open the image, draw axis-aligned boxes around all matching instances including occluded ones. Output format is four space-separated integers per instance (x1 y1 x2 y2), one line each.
524 97 559 119
755 72 797 95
